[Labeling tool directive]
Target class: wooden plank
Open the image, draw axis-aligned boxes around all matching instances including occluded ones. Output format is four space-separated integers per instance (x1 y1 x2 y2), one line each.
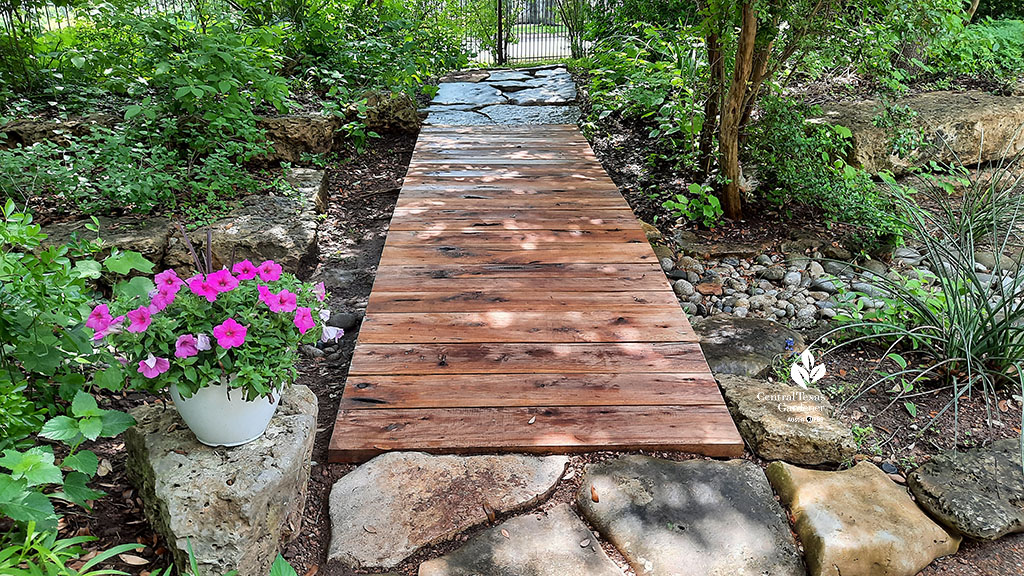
328 405 745 463
378 243 656 266
366 290 681 313
370 265 670 293
394 196 628 210
387 212 640 230
375 262 663 279
341 373 721 409
347 342 711 375
358 311 696 344
383 229 649 245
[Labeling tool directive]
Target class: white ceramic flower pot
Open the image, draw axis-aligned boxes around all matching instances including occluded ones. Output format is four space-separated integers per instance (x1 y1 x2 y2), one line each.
169 382 282 447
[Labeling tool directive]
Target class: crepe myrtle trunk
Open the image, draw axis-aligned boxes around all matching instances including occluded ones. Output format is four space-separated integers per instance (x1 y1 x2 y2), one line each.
717 1 757 220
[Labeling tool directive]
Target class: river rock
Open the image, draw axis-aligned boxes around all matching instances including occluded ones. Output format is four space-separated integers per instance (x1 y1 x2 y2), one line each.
418 504 623 576
819 91 1024 174
577 456 803 576
767 461 961 576
125 386 317 576
692 315 804 377
908 437 1024 540
327 452 568 569
717 375 856 465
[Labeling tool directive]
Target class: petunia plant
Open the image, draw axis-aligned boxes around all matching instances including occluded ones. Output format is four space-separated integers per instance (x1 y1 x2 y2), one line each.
91 260 341 401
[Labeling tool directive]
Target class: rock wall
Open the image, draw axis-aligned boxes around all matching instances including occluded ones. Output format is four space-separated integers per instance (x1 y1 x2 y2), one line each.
818 91 1024 174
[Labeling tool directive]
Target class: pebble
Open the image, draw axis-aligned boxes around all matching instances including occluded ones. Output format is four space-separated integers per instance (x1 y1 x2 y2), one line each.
660 257 674 272
782 271 802 286
672 279 695 297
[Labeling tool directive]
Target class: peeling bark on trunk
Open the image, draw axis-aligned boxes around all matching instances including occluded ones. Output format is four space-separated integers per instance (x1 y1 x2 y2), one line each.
718 2 758 221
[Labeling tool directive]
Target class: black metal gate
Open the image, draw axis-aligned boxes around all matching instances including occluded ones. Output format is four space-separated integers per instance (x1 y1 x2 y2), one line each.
443 0 591 66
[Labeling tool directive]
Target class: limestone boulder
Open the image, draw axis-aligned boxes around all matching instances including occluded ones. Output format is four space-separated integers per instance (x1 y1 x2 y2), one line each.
418 504 623 576
125 385 317 576
359 91 421 133
0 114 119 148
908 437 1024 540
327 452 568 569
43 215 172 265
717 375 856 465
692 315 804 377
257 114 341 163
576 455 804 576
819 92 1024 175
767 461 961 576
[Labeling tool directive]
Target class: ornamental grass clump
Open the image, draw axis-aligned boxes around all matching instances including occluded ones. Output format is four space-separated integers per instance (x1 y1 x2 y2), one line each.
92 259 341 401
830 152 1024 441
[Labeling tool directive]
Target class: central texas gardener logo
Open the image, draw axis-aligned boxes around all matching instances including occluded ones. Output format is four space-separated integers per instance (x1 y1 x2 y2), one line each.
791 349 826 389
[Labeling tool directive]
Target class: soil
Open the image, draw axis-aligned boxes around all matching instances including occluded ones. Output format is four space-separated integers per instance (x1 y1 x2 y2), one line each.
53 86 1024 576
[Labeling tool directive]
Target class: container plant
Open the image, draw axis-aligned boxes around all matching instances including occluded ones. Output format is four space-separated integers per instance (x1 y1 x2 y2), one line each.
91 243 341 447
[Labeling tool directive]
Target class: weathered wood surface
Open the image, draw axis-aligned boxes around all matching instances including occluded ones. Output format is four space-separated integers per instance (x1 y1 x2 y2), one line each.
329 124 742 462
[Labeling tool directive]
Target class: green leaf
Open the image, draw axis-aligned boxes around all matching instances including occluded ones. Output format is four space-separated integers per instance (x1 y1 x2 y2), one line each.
886 353 908 370
99 410 135 437
904 401 918 418
174 86 192 99
39 416 81 442
115 276 156 302
0 476 56 530
57 471 104 508
0 448 63 486
834 125 853 139
71 391 100 418
70 55 86 68
63 450 98 476
94 365 125 391
104 251 154 275
73 259 102 279
79 417 104 441
125 105 143 120
269 555 298 576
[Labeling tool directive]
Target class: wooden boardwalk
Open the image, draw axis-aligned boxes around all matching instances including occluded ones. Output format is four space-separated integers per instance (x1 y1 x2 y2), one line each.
328 124 743 463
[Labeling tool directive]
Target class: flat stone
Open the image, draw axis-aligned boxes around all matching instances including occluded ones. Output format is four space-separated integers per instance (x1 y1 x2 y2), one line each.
508 83 577 105
695 281 722 296
908 438 1024 540
692 315 804 377
125 386 317 576
425 110 496 126
431 82 507 106
420 104 478 113
534 67 568 77
487 70 533 82
285 167 329 214
328 452 568 569
418 504 623 576
487 80 533 92
164 190 318 277
478 105 581 125
577 456 803 576
717 375 856 465
679 239 770 259
767 461 961 576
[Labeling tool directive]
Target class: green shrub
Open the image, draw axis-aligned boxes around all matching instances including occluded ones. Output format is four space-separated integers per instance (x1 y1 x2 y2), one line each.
929 19 1024 79
746 95 904 249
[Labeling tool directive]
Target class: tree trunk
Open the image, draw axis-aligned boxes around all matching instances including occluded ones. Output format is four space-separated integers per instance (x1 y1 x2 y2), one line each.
967 0 981 21
738 40 773 144
718 1 757 220
699 25 724 178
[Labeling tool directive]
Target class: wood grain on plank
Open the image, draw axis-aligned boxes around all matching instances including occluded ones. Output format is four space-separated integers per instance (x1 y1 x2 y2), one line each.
378 243 655 266
366 289 681 313
328 405 745 463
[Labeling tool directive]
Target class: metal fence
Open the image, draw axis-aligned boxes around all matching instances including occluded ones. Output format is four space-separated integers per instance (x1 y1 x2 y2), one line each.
449 0 591 65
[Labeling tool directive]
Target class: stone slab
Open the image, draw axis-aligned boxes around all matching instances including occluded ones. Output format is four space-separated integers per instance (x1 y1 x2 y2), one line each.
692 315 804 377
908 437 1024 540
328 452 568 569
509 83 578 105
487 70 533 82
418 504 623 576
717 375 856 465
425 110 496 126
768 461 961 576
125 385 317 576
431 82 508 106
478 104 581 125
577 455 804 576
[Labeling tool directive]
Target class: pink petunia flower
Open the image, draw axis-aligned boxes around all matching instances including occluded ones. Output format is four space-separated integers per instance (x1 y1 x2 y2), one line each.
148 286 177 313
294 307 315 335
86 304 113 331
154 269 184 294
188 275 219 303
208 269 239 293
231 260 258 280
213 318 247 349
174 334 200 358
137 354 170 378
196 333 212 351
93 315 125 341
126 307 152 333
312 282 326 302
261 288 297 313
257 260 282 282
